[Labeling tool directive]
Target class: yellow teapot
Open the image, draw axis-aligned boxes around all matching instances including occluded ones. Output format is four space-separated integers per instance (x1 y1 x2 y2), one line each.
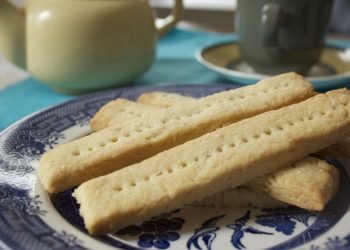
0 0 182 93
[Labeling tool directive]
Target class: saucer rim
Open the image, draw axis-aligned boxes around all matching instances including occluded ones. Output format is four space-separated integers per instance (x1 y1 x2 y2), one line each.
196 40 350 86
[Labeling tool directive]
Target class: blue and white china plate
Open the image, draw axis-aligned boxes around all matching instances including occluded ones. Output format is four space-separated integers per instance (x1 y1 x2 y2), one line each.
196 41 350 90
0 84 350 250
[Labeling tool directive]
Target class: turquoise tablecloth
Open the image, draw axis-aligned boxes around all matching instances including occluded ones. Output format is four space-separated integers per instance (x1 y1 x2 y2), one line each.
0 28 349 131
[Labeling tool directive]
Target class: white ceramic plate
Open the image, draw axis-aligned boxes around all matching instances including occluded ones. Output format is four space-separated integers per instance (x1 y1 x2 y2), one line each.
0 84 349 250
196 41 350 90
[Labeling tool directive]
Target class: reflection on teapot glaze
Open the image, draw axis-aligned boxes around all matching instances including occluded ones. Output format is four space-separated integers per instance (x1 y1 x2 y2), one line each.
37 10 50 21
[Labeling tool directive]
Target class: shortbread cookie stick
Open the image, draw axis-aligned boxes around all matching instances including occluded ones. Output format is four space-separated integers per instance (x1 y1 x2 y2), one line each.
74 90 350 235
198 156 338 211
137 91 196 107
244 156 339 211
90 73 312 132
138 91 350 157
90 99 160 131
137 91 322 108
90 92 195 131
90 100 339 210
39 73 314 193
193 186 288 208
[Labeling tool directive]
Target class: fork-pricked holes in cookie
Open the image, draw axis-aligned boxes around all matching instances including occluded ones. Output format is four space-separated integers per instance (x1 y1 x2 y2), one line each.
135 128 143 133
110 137 118 143
229 142 236 148
241 137 249 143
287 121 295 126
263 129 272 136
180 162 188 168
145 133 159 141
123 132 131 137
72 150 80 156
216 146 223 153
251 133 260 140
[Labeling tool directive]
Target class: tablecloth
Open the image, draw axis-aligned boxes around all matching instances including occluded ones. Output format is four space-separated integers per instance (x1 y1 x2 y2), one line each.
0 28 349 131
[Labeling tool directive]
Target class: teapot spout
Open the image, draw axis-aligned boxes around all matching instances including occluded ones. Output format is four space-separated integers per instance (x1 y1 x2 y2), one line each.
0 0 26 69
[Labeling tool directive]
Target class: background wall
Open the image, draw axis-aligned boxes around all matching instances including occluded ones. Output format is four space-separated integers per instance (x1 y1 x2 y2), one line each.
150 0 236 32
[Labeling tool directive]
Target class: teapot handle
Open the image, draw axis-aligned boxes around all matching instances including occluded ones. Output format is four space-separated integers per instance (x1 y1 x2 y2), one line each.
154 0 183 37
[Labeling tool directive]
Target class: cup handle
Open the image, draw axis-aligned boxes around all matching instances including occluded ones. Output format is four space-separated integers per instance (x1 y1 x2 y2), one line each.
262 4 282 47
154 0 183 37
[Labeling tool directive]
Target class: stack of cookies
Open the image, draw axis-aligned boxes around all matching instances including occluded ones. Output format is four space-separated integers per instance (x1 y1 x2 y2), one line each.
38 73 350 235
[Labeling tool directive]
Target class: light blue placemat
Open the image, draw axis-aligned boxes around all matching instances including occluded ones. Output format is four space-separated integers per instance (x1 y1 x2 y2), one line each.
0 28 349 131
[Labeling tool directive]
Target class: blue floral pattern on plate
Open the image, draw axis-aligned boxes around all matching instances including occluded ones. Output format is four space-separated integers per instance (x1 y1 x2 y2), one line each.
117 209 185 249
0 84 350 250
187 214 225 250
307 234 350 250
256 207 317 235
228 211 273 250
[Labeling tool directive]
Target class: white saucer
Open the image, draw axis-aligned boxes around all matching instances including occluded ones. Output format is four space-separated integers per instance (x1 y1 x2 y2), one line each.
196 41 350 90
